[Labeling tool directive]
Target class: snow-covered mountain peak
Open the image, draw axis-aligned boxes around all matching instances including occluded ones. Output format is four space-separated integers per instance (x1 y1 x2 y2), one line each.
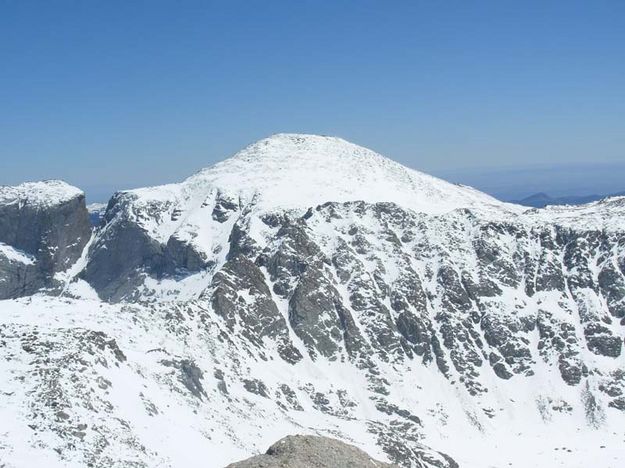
227 133 359 162
160 133 520 216
0 179 84 208
111 134 522 250
223 133 393 168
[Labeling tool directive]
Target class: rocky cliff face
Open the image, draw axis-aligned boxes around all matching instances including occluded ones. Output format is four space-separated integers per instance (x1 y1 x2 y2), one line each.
0 135 624 468
0 180 91 299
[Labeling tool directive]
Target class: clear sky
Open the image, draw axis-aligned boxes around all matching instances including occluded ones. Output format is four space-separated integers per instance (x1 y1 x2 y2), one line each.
1 0 624 202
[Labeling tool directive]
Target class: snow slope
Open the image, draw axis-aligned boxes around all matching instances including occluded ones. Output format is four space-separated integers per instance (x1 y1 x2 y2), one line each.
117 133 521 242
1 134 624 468
0 180 83 208
188 133 517 214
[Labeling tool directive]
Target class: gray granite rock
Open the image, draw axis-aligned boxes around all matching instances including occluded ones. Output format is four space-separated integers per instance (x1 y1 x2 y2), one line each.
0 181 91 299
225 435 398 468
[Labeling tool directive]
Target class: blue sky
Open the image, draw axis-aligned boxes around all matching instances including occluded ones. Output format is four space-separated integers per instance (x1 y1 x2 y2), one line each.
1 1 624 202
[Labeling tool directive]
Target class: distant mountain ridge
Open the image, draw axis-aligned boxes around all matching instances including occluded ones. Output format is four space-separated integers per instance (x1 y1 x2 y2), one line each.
86 202 107 227
514 190 625 208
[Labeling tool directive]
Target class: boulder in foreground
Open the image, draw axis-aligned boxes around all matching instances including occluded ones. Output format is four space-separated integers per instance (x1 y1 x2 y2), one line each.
226 434 398 468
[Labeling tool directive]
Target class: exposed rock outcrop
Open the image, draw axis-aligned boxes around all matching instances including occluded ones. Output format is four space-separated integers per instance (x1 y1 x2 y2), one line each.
225 435 399 468
0 180 91 299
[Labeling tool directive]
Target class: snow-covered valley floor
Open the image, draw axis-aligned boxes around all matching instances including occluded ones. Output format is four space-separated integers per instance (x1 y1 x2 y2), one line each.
1 295 623 468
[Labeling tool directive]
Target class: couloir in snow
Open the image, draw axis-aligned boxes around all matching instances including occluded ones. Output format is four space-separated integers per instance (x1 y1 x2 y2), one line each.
1 134 624 467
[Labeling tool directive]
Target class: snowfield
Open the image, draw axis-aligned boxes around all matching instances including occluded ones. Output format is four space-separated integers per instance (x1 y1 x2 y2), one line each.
1 134 624 467
1 295 623 467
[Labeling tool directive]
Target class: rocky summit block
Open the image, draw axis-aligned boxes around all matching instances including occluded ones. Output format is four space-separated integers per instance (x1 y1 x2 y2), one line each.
226 435 398 468
0 180 91 299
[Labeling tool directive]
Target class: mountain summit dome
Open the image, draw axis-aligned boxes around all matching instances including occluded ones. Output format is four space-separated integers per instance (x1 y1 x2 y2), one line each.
133 133 517 216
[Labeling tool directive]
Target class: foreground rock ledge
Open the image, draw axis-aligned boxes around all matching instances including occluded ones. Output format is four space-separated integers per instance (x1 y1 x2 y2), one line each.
226 435 398 468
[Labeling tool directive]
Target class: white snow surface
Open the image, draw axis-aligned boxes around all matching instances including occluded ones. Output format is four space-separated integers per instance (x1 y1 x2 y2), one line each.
0 296 623 468
86 203 107 214
526 195 625 231
0 243 35 265
2 134 625 468
119 134 520 238
0 180 83 208
188 133 517 213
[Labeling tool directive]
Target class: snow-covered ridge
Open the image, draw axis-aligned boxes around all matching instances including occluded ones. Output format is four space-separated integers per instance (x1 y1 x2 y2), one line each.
86 203 107 227
126 133 521 216
0 180 84 207
87 203 107 213
526 195 625 231
109 134 525 247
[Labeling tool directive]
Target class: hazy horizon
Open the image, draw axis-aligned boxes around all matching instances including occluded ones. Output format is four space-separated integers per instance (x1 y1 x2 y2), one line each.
3 132 623 204
2 1 624 203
